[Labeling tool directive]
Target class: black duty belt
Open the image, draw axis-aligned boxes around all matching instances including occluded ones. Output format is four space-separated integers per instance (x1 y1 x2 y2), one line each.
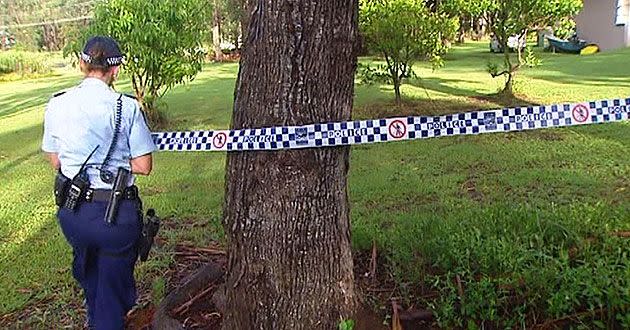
84 185 139 203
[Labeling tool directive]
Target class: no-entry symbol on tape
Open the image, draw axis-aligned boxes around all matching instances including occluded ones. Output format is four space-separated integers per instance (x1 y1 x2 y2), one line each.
388 120 406 139
572 104 590 123
213 132 227 149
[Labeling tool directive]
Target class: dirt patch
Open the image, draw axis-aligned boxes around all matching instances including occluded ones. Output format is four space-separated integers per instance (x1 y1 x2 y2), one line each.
354 98 495 120
605 177 630 206
470 93 537 108
209 52 241 62
459 164 486 203
353 248 438 330
532 130 565 141
141 186 167 196
461 177 484 202
363 193 440 215
125 304 155 330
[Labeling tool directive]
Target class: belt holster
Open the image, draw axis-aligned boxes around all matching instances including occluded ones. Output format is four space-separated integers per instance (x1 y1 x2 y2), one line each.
104 168 131 225
138 209 160 262
63 174 89 210
54 172 70 207
54 171 89 211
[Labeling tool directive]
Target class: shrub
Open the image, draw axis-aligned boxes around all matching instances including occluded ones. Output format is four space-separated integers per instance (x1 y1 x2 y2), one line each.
0 51 52 76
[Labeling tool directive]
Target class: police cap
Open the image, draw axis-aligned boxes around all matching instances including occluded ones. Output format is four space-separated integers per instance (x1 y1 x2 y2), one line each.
81 36 124 67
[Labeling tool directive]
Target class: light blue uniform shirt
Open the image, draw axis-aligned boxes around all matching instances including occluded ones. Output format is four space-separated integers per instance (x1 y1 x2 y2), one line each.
42 78 156 189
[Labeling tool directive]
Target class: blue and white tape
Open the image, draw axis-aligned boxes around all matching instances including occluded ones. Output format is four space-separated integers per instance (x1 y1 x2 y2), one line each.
152 98 630 152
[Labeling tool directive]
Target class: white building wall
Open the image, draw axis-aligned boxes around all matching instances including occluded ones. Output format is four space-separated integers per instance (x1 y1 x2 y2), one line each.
575 0 629 51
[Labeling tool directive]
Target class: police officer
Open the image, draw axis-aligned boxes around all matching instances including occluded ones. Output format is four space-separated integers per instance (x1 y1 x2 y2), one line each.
41 36 156 329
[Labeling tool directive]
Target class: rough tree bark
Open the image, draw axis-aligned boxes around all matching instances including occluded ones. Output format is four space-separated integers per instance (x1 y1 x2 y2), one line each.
222 0 359 329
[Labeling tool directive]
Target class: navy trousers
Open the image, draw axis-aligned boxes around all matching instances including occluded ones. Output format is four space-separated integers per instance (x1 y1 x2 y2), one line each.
58 199 142 330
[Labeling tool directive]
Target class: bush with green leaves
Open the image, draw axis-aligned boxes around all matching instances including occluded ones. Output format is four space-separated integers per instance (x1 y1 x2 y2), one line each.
552 17 577 40
359 0 458 105
65 0 212 126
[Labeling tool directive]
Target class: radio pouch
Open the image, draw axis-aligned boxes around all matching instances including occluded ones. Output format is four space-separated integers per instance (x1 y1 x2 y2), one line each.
54 172 70 207
63 174 89 210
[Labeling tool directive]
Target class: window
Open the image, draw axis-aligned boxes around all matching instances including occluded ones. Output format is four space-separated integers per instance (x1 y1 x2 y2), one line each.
616 0 630 25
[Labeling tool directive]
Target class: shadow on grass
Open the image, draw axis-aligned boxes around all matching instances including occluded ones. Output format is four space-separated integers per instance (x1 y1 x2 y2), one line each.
569 121 630 149
527 48 630 88
161 75 237 130
0 149 40 173
354 80 538 120
0 75 79 119
0 212 81 326
527 74 630 89
354 98 486 119
407 77 536 107
0 122 42 153
408 77 480 98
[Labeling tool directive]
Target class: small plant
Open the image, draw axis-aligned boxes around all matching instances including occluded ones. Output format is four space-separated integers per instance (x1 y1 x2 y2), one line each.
523 47 542 68
356 63 417 86
338 318 355 330
151 276 166 306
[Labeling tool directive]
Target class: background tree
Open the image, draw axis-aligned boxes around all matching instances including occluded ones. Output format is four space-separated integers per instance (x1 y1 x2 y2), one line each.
436 0 487 42
222 0 359 328
210 0 244 59
481 0 583 96
237 0 254 45
67 0 212 126
219 0 243 52
1 0 93 51
212 0 223 61
359 0 458 105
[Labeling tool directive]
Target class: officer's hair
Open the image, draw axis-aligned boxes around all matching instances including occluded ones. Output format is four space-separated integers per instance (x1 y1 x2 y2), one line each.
80 41 111 75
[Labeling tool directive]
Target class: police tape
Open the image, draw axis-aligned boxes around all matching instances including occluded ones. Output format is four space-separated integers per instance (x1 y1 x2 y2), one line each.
152 97 630 152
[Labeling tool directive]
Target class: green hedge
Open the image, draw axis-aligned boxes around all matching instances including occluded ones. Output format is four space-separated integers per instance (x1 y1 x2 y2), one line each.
0 51 51 76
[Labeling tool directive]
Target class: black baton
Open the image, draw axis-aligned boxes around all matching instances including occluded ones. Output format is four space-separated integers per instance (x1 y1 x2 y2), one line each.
104 168 130 225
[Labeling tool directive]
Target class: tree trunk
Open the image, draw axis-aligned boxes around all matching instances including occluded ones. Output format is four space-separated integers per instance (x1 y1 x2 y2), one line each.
234 21 242 52
501 45 514 96
213 3 223 62
503 72 514 96
42 24 60 51
222 0 358 329
472 18 482 41
457 16 468 44
394 79 402 106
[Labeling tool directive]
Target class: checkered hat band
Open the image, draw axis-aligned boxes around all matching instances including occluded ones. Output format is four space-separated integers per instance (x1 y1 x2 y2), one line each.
151 97 630 152
81 52 124 66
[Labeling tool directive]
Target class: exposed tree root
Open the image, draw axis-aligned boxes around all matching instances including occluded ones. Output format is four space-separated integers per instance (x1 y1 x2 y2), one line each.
152 262 224 330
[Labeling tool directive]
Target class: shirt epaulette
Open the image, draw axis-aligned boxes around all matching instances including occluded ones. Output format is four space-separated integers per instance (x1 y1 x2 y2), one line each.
122 93 137 100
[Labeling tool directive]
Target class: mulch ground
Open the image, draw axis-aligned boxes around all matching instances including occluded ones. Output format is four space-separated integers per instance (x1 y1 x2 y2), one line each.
125 240 227 330
125 240 435 330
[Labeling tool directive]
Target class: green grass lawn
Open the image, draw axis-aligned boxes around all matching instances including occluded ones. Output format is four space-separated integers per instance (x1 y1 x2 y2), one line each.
1 41 629 328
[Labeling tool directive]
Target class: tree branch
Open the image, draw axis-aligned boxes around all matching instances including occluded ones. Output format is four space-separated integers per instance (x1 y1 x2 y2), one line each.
490 70 510 78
